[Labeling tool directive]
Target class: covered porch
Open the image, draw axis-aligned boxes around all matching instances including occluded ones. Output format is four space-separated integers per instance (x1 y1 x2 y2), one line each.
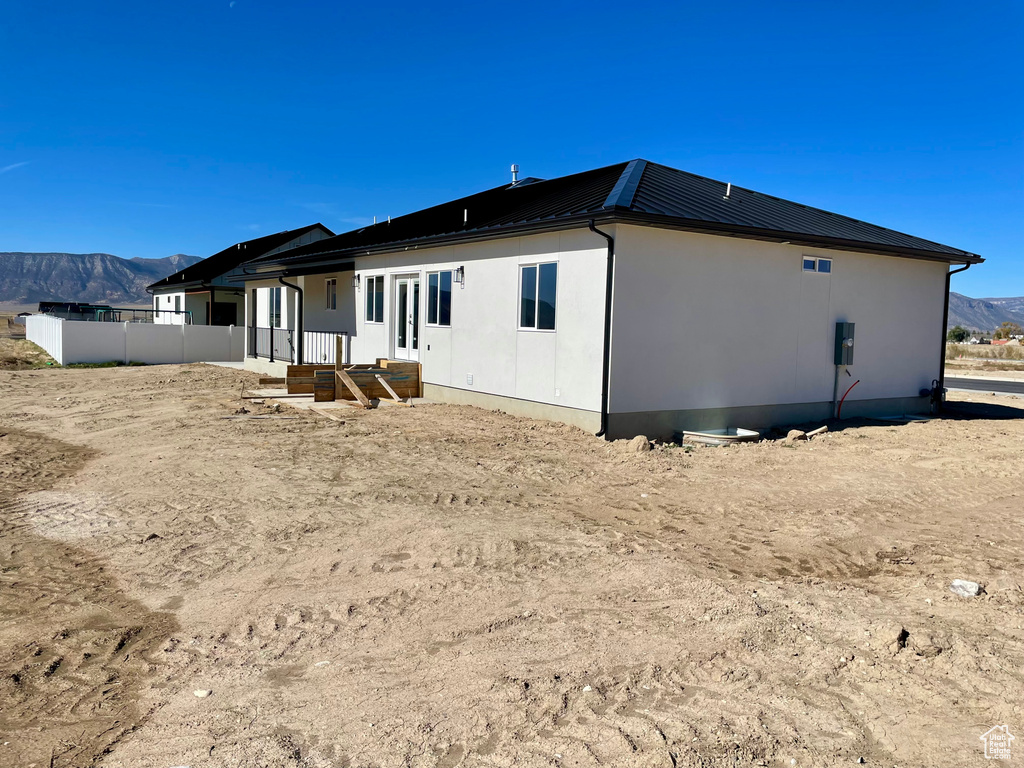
242 265 357 373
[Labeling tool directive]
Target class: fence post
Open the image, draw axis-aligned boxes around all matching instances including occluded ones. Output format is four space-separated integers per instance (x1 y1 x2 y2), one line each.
123 322 130 365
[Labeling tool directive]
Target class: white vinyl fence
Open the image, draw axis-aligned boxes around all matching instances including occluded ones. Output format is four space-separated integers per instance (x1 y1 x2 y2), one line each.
27 315 244 365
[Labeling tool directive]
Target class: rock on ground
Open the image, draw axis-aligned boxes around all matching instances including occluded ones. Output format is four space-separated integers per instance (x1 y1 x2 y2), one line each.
627 435 651 452
950 579 982 597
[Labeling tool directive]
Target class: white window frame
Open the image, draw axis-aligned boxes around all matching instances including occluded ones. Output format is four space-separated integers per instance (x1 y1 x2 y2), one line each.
364 275 385 324
426 270 453 327
803 256 832 274
518 261 558 332
270 286 282 328
325 278 337 311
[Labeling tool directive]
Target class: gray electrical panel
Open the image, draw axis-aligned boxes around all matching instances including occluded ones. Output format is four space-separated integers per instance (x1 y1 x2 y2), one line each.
834 322 855 365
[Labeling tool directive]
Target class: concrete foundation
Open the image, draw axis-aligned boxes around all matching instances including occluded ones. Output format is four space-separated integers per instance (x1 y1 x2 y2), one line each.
243 357 290 378
427 385 929 441
422 383 602 433
605 395 931 440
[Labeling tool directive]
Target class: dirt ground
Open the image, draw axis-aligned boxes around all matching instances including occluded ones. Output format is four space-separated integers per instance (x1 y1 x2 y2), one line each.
0 338 55 371
1 364 1022 768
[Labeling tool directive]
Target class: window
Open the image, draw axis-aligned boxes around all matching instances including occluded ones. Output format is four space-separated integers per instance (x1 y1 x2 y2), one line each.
803 257 832 274
519 262 557 330
365 275 384 323
174 295 181 313
270 286 282 328
154 297 159 318
325 278 337 310
427 270 452 326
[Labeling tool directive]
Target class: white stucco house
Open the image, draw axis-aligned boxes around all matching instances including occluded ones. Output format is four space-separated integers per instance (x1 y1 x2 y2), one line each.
147 223 333 327
230 160 981 439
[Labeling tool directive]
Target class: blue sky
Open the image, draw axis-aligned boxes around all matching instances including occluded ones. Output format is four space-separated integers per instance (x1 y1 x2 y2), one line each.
1 1 1020 297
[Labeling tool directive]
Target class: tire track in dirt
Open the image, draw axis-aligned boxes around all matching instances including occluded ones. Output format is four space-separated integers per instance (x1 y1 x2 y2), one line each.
0 427 178 768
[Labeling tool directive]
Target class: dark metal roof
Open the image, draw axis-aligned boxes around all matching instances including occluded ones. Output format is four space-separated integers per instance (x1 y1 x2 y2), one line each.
629 162 976 259
147 223 334 292
241 161 981 274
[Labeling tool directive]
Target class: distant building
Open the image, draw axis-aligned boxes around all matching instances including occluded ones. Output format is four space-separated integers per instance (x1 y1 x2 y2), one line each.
147 224 333 326
37 301 115 321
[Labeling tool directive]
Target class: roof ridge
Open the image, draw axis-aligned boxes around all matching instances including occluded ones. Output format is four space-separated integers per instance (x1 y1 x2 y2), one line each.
602 159 648 210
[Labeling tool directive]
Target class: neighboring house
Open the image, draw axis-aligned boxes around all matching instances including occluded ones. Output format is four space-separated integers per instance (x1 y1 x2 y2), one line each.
147 224 334 327
231 159 981 439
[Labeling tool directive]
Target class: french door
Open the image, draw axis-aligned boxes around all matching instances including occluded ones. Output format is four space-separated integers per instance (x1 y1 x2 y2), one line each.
393 275 420 361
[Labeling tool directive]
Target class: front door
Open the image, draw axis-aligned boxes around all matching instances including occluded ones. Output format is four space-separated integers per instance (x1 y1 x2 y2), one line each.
393 275 420 361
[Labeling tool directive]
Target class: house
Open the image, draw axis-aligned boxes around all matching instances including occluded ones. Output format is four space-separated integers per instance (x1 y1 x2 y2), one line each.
147 224 334 326
231 160 981 439
37 301 115 321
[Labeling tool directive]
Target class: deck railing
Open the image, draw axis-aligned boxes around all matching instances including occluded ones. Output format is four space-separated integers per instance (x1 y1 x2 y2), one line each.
251 327 294 363
303 330 349 365
249 328 349 365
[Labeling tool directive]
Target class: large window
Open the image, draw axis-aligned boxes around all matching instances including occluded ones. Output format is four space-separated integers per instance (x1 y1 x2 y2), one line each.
427 270 452 326
519 262 557 330
270 286 282 328
365 275 384 323
325 278 337 310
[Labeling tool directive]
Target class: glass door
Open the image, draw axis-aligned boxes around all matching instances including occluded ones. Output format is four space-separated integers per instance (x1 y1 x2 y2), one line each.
393 275 420 361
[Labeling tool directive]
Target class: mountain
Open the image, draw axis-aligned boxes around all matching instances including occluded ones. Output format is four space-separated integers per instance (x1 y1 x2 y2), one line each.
948 292 1024 331
0 252 202 305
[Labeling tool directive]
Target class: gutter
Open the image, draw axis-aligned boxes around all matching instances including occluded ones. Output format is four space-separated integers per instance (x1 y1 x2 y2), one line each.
278 276 303 364
938 262 972 409
589 220 615 438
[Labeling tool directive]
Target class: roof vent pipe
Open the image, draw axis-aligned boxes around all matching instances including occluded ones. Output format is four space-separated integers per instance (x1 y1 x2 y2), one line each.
511 164 519 183
724 183 732 199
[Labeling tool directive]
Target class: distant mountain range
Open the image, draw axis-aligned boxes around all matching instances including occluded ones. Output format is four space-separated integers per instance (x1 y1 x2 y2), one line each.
948 293 1024 332
0 252 202 305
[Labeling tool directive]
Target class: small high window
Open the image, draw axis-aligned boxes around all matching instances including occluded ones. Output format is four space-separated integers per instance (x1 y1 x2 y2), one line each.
365 275 384 323
520 262 557 330
325 278 337 311
427 270 452 326
803 257 832 274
